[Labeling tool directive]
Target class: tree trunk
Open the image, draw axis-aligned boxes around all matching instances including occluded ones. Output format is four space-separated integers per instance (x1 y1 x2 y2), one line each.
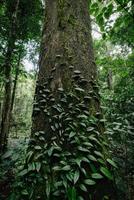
0 0 20 152
32 0 100 133
0 40 15 152
20 1 116 199
11 52 21 113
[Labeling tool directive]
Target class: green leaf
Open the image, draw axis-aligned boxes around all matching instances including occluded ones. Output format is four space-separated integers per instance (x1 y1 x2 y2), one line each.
62 165 71 171
94 151 104 158
39 136 45 141
34 107 40 112
77 114 88 119
100 167 113 180
81 168 87 176
48 146 54 156
107 159 117 168
71 187 77 200
34 146 42 150
18 169 28 177
84 179 96 185
26 151 34 162
80 122 86 128
21 189 28 196
54 181 62 188
87 127 94 132
67 187 77 200
98 158 105 165
46 180 50 197
78 196 84 200
91 173 103 179
53 166 61 171
75 87 85 93
28 162 35 171
88 155 97 162
78 147 89 152
53 153 60 158
66 172 74 181
80 184 87 192
83 142 93 147
69 131 76 138
34 132 40 136
89 135 100 144
62 178 67 188
35 162 41 172
74 170 80 184
82 157 90 163
75 157 82 167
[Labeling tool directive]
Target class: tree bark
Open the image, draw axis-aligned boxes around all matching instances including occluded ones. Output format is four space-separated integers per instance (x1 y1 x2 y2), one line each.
32 0 99 133
25 0 116 199
11 52 21 113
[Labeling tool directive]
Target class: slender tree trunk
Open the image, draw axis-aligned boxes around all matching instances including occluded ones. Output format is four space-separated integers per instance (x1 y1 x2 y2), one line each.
9 52 21 138
0 83 4 121
0 0 20 152
11 52 21 113
0 40 15 152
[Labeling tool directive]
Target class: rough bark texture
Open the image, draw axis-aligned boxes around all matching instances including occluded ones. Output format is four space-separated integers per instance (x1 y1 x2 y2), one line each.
32 0 99 133
29 0 116 199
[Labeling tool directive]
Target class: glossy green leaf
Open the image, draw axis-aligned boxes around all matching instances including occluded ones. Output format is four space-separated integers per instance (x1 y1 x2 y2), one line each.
74 170 80 184
62 165 71 171
100 167 113 180
88 155 97 162
80 184 87 192
84 179 96 185
91 173 103 179
107 159 117 168
69 131 76 138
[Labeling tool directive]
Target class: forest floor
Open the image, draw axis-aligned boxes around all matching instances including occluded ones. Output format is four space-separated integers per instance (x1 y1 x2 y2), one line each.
0 138 28 200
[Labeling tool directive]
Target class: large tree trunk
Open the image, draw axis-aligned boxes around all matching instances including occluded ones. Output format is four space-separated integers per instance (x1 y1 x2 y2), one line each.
32 0 99 133
0 0 20 152
19 1 116 199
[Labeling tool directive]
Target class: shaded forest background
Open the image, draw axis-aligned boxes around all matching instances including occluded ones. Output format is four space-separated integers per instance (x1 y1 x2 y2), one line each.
0 0 134 200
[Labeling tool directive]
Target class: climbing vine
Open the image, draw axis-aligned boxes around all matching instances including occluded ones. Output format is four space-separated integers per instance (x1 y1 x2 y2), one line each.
10 68 116 200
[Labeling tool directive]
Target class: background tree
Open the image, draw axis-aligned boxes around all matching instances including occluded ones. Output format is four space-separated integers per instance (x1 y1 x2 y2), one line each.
0 0 43 152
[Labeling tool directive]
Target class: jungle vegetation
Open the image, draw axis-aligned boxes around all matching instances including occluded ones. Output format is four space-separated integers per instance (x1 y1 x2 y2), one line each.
0 0 134 200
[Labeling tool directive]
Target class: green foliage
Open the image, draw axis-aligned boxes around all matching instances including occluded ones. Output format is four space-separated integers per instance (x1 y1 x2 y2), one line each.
10 70 115 200
95 36 134 199
0 0 43 42
90 0 114 32
0 0 43 83
0 0 133 199
90 0 134 46
0 139 28 199
10 73 35 138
